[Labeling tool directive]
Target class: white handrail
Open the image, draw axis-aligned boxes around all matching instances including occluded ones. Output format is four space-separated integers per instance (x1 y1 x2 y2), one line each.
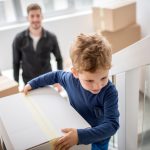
111 35 150 75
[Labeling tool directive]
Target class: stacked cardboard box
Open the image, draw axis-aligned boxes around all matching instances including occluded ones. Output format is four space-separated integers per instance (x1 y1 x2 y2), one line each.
102 24 141 53
0 87 90 150
0 76 18 98
92 0 141 53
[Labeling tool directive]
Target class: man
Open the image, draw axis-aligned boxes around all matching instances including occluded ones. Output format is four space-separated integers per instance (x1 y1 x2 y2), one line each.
12 3 63 84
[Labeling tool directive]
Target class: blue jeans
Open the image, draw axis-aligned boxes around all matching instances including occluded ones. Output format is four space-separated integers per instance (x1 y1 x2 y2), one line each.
92 140 109 150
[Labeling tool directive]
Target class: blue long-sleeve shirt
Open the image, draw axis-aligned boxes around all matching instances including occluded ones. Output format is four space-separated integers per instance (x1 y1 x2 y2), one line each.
28 70 119 145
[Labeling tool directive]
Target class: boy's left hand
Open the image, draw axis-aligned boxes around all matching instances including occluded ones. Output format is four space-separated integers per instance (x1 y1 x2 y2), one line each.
54 128 78 150
53 83 62 92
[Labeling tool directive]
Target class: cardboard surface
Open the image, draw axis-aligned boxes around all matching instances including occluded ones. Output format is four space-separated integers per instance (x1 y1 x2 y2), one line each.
101 24 141 53
0 76 18 98
0 87 90 150
0 143 2 150
92 0 136 31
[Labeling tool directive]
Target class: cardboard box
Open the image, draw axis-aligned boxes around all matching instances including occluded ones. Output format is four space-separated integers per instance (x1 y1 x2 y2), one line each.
0 87 90 150
0 139 5 150
0 142 2 150
101 24 141 53
0 76 18 98
92 0 136 31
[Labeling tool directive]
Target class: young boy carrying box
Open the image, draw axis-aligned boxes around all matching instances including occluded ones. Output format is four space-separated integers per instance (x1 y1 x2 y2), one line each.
24 33 120 150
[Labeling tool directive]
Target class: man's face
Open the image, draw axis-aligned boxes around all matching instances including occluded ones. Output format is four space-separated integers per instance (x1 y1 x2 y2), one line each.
27 9 43 30
72 68 109 94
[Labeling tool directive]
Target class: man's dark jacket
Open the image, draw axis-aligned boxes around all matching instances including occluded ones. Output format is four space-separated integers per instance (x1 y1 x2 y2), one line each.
13 28 63 84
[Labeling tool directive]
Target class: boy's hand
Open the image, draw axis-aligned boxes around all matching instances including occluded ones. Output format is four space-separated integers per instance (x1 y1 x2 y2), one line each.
55 128 78 150
23 84 32 95
53 83 62 92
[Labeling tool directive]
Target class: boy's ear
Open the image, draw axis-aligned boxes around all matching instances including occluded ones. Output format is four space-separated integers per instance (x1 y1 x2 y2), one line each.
71 67 79 78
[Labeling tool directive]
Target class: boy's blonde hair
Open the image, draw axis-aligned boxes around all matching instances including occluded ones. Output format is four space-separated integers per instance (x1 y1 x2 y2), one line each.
70 33 112 73
27 3 41 14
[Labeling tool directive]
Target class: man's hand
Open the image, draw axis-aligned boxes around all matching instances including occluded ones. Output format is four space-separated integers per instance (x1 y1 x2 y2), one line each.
23 84 32 95
54 128 78 150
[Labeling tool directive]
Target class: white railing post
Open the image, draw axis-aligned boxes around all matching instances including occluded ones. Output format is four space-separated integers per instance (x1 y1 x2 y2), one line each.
125 68 140 150
115 73 126 150
115 68 140 150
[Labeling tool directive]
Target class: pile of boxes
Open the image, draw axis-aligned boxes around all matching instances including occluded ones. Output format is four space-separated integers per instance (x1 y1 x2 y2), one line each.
92 0 141 53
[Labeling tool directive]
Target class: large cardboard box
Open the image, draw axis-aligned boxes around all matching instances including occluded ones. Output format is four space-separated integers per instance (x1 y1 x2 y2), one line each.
92 0 136 32
101 24 141 53
0 76 18 98
0 87 90 150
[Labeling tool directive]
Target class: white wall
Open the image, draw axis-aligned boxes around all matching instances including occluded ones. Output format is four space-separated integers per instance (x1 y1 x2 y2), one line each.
137 0 150 37
0 11 94 70
136 0 150 92
1 0 150 71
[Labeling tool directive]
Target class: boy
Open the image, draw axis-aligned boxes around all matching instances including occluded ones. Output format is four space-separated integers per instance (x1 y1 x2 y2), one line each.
24 33 120 150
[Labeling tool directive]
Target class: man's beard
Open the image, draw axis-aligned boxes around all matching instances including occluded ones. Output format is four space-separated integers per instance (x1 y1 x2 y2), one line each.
31 23 41 30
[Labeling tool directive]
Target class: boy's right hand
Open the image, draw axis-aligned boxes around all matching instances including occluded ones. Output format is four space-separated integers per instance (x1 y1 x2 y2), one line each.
23 84 32 95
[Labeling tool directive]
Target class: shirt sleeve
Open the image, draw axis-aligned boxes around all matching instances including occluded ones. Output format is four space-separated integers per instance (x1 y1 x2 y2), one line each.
12 35 22 82
28 71 69 89
77 87 120 144
52 35 63 70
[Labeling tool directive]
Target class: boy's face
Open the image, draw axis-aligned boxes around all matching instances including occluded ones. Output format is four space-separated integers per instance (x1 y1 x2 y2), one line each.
27 9 43 30
71 68 109 94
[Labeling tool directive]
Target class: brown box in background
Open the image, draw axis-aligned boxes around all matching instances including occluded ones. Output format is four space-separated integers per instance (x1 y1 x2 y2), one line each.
101 24 141 53
92 0 136 32
0 76 18 98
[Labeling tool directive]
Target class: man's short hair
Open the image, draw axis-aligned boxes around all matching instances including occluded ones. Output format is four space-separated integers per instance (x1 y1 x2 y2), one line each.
70 33 112 72
27 3 42 14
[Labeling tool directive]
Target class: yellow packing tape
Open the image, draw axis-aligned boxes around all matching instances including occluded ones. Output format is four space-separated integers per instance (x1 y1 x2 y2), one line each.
22 93 59 150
